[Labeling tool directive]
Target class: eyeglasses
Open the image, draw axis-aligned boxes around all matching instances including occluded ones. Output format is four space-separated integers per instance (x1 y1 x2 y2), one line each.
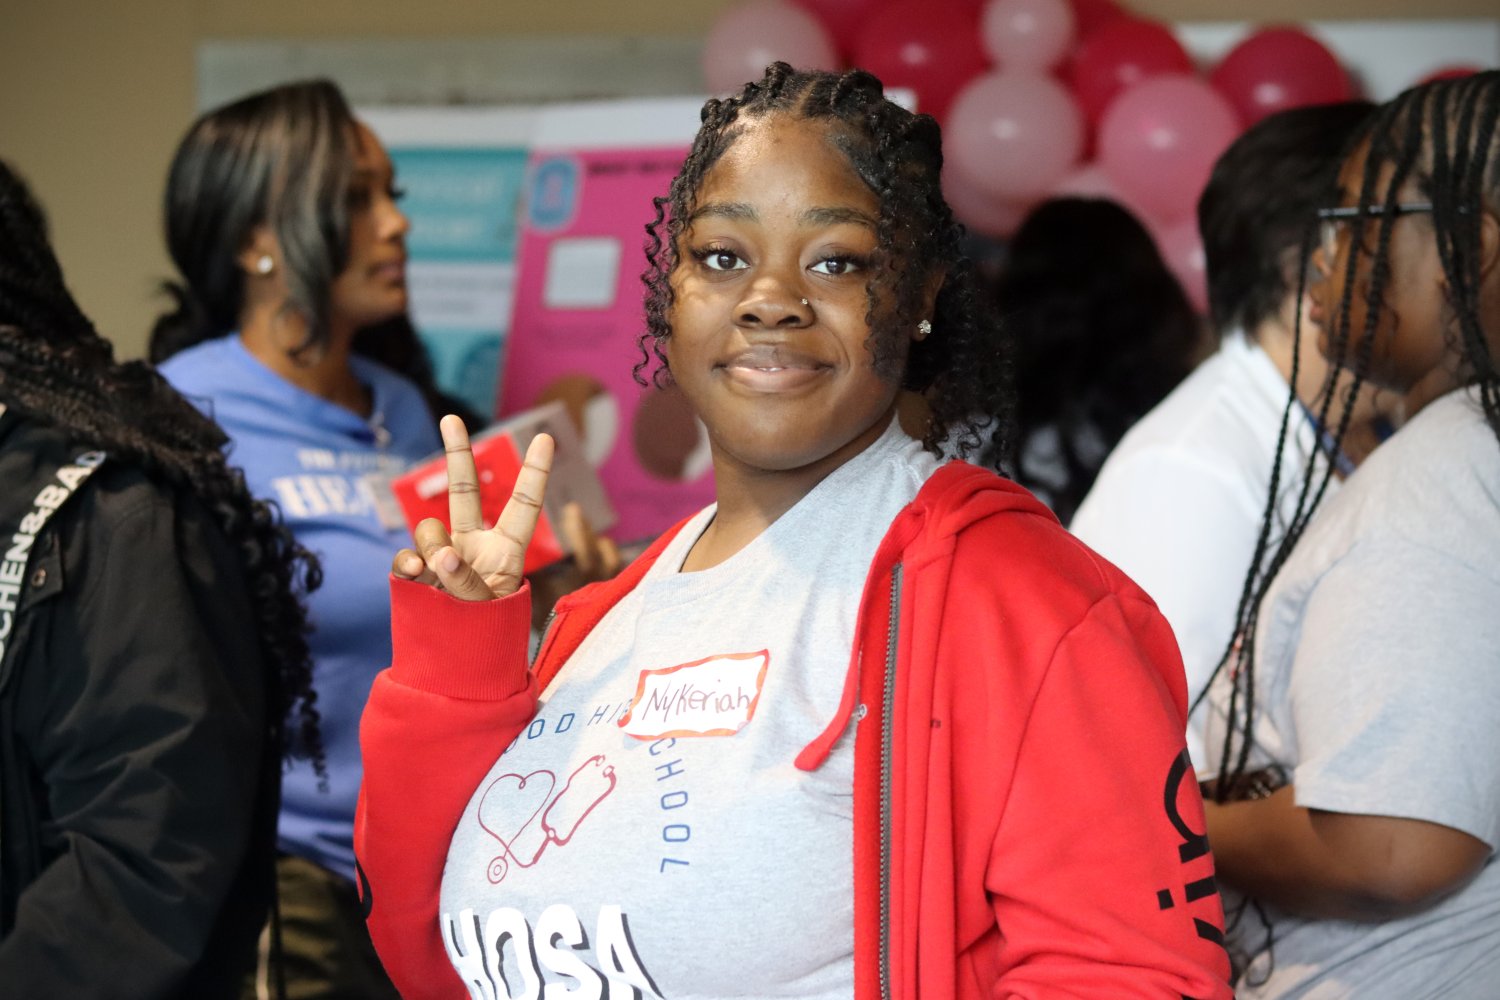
1316 203 1434 262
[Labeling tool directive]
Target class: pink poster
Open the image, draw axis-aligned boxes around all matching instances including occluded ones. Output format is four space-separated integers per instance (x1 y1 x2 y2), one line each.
499 99 712 545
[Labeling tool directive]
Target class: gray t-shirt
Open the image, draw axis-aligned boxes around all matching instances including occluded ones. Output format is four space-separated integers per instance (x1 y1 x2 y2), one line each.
439 418 941 1000
1204 390 1500 998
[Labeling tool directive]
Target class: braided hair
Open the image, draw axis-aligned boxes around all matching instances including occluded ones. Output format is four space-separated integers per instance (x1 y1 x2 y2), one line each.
639 62 1011 464
1203 70 1500 978
0 159 326 777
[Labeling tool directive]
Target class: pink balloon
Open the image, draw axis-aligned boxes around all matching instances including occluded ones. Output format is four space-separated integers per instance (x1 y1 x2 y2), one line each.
1209 26 1355 126
702 1 839 94
982 0 1076 72
791 0 885 60
946 72 1085 201
1153 216 1208 314
942 167 1031 239
1099 74 1242 225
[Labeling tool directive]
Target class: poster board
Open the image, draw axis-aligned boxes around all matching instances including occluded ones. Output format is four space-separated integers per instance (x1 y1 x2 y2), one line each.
499 98 710 544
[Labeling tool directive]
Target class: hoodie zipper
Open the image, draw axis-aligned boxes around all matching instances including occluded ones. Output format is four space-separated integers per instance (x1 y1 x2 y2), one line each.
533 608 559 668
879 562 903 1000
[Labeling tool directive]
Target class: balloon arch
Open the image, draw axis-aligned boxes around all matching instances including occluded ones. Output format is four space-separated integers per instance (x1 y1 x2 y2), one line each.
701 0 1377 313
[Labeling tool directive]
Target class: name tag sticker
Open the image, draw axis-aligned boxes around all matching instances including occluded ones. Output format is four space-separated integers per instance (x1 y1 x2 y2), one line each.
618 651 770 740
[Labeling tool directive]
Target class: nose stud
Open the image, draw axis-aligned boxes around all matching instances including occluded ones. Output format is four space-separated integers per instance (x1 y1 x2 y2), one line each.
800 298 809 306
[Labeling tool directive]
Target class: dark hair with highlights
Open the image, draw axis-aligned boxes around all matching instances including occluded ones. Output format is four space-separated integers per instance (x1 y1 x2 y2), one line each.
0 158 326 779
1202 70 1500 984
150 79 358 364
637 62 1011 464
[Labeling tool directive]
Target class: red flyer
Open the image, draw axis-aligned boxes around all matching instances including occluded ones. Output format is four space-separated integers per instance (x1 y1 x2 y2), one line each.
391 402 613 575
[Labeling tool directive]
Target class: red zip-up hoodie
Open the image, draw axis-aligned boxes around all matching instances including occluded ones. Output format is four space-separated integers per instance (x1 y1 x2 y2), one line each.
356 462 1233 998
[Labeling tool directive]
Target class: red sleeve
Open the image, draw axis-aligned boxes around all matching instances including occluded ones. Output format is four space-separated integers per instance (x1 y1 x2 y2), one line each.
987 592 1233 998
355 578 539 999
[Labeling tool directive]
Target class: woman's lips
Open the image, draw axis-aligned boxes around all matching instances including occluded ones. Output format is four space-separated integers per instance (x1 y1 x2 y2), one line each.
372 260 406 283
718 344 829 391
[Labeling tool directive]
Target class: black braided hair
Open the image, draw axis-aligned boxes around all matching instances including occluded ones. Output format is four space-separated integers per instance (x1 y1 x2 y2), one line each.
1202 69 1500 982
637 62 1011 465
0 159 326 779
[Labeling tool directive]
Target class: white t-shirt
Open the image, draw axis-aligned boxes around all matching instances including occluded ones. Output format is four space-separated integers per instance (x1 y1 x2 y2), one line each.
1204 389 1500 998
1071 334 1334 766
438 418 941 1000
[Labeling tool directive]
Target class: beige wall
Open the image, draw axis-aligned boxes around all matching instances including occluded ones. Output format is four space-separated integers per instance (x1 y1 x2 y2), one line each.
1 0 1493 359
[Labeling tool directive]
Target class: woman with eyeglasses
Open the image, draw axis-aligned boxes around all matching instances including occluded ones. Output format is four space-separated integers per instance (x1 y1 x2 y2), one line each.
1199 71 1500 997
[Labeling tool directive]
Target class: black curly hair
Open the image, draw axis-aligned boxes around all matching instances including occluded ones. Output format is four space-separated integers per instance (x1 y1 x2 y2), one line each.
0 158 326 779
1201 70 1500 985
637 62 1011 464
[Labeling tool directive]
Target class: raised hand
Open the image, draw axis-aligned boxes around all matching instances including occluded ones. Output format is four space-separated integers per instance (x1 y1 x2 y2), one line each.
392 415 555 602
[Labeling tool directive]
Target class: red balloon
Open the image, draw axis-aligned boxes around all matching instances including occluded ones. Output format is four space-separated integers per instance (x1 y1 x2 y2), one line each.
1209 26 1355 127
851 1 989 123
1417 64 1483 86
791 0 886 61
1070 19 1194 126
1068 0 1127 41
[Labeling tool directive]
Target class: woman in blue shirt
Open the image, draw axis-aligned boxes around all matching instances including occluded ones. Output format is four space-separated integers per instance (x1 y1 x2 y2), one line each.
151 78 439 999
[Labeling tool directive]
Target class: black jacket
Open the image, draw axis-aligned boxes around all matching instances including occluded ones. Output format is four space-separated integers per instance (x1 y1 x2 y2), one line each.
0 408 277 997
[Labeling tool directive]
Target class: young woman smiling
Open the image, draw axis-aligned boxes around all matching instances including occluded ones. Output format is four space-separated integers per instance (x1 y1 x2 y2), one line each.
356 64 1233 1000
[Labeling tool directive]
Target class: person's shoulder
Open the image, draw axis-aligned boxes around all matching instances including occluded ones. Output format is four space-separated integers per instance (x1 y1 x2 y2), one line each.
1331 391 1500 540
155 335 239 389
921 466 1130 610
1113 344 1284 472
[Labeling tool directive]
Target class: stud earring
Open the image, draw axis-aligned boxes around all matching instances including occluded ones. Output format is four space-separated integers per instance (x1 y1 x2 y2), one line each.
917 319 932 338
255 254 274 275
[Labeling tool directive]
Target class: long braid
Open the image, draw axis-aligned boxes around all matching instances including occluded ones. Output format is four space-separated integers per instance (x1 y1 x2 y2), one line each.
638 63 1011 467
0 160 326 778
1202 71 1500 983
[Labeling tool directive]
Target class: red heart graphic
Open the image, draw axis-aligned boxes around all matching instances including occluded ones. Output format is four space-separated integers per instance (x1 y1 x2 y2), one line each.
477 769 556 883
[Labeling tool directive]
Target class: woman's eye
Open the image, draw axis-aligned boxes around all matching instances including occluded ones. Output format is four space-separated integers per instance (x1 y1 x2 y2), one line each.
811 256 862 276
700 249 746 272
389 185 407 202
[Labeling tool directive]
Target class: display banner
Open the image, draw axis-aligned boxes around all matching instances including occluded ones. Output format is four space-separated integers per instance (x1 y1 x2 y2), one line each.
500 98 711 545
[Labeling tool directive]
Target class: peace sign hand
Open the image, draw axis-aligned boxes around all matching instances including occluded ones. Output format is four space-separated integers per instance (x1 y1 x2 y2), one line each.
392 415 555 602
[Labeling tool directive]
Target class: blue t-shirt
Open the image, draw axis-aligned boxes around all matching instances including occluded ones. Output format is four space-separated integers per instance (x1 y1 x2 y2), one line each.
160 335 441 881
